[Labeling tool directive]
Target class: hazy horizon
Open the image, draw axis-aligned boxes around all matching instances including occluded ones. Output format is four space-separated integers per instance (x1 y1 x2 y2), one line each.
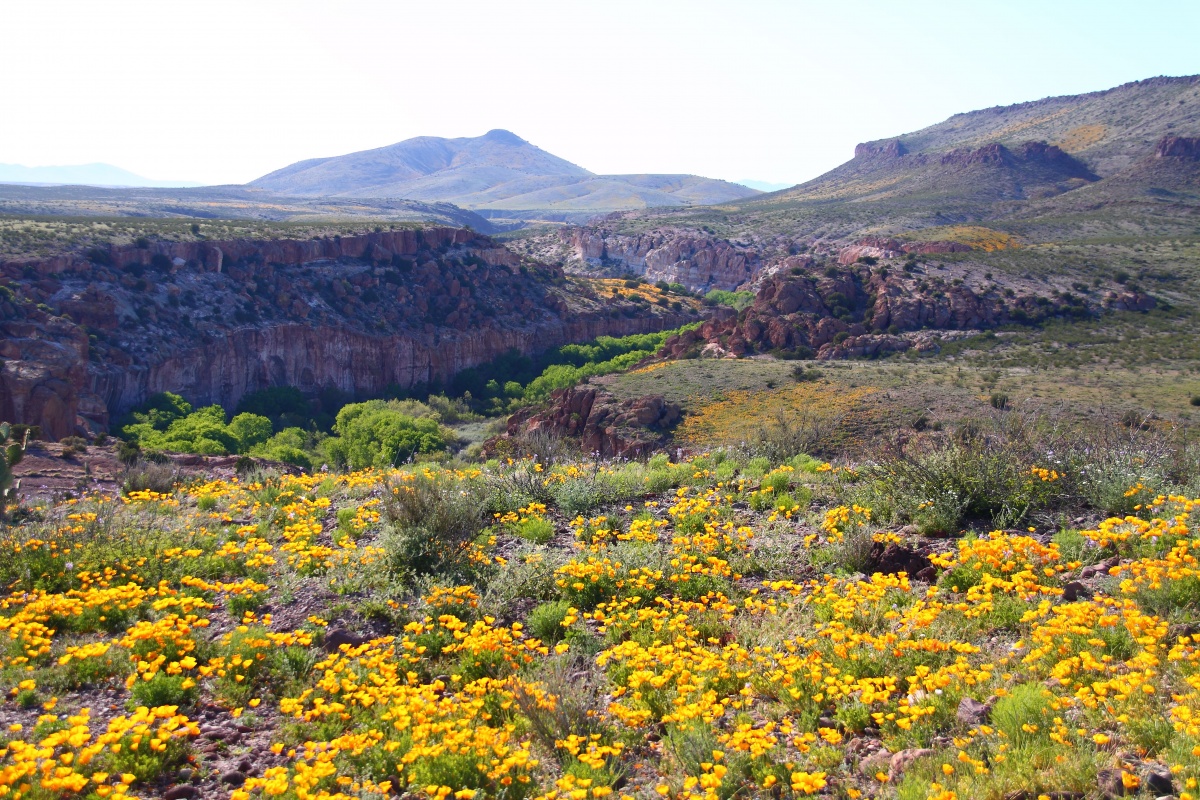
3 0 1198 189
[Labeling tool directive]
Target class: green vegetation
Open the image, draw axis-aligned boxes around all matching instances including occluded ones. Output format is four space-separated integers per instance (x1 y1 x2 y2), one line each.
119 394 273 456
320 401 453 470
7 423 1200 799
119 392 460 470
0 422 26 519
447 324 698 414
704 289 755 310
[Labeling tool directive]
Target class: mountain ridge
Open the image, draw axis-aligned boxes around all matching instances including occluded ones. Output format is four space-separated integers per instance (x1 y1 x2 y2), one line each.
250 129 759 215
0 162 201 188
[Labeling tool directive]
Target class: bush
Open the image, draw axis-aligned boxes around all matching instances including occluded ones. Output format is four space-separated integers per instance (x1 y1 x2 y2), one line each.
703 289 755 310
513 516 555 544
130 673 197 707
122 463 179 495
227 412 273 451
382 472 487 578
866 420 1070 533
249 428 316 470
526 600 570 643
991 682 1055 749
791 366 823 382
321 400 452 470
117 440 141 466
746 407 843 462
126 405 239 455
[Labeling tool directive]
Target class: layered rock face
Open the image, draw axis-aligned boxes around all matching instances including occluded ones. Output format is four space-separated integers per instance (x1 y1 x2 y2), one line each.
558 227 757 292
0 228 696 439
1156 136 1200 160
497 385 680 459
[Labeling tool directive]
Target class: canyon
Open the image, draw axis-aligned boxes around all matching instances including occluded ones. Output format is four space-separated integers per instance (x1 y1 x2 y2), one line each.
0 227 696 439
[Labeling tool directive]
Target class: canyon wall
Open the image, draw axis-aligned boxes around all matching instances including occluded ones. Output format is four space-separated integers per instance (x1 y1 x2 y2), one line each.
0 227 696 439
556 227 758 292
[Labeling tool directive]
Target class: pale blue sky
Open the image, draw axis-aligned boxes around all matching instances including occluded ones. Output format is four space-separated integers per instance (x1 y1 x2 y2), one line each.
1 0 1197 187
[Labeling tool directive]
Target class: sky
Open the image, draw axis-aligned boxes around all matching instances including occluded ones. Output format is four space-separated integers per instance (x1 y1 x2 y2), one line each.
2 0 1199 188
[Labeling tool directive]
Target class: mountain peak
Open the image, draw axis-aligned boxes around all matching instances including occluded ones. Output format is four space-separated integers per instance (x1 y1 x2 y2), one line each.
481 129 527 146
249 131 758 214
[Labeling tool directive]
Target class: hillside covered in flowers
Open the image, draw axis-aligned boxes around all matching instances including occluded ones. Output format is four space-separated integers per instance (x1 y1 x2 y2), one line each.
3 432 1200 800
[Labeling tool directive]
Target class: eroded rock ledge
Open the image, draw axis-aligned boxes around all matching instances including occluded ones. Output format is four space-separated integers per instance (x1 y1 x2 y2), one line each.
492 385 680 459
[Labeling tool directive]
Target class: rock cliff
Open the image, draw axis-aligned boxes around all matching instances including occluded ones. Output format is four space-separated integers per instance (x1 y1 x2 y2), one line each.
494 385 680 458
520 227 760 293
0 227 698 439
1155 135 1200 160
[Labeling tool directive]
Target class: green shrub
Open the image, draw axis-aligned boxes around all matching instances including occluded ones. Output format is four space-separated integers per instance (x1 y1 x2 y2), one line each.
250 427 316 470
321 400 452 470
382 472 487 578
526 600 570 643
991 682 1055 749
130 673 197 708
867 427 1068 533
513 516 555 544
703 289 754 310
227 412 273 451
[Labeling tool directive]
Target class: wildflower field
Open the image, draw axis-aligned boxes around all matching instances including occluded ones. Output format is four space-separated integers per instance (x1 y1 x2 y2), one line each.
6 430 1200 800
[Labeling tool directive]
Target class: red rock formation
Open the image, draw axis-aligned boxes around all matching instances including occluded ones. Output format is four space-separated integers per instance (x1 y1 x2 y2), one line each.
855 140 907 159
659 264 1103 362
498 385 680 458
1102 291 1156 312
2 228 487 277
1155 135 1200 160
940 143 1012 167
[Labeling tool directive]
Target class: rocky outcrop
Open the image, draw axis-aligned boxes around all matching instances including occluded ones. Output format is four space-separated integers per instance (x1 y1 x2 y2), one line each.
837 237 972 265
1 227 489 277
498 385 680 458
0 227 699 439
937 141 1095 179
855 140 907 159
659 264 1097 361
1155 135 1200 160
1102 290 1156 312
558 227 756 292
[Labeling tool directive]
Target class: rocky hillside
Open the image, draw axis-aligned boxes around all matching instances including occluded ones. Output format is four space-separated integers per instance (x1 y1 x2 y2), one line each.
0 227 698 439
862 74 1200 177
656 258 1153 361
250 129 759 218
512 76 1200 296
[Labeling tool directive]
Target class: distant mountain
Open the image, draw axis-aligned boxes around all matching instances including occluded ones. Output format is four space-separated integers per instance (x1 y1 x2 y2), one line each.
0 162 200 188
737 179 794 192
250 130 758 216
595 75 1200 240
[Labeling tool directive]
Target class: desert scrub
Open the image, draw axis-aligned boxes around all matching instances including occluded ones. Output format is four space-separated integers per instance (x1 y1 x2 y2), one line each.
865 428 1070 533
381 467 489 578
